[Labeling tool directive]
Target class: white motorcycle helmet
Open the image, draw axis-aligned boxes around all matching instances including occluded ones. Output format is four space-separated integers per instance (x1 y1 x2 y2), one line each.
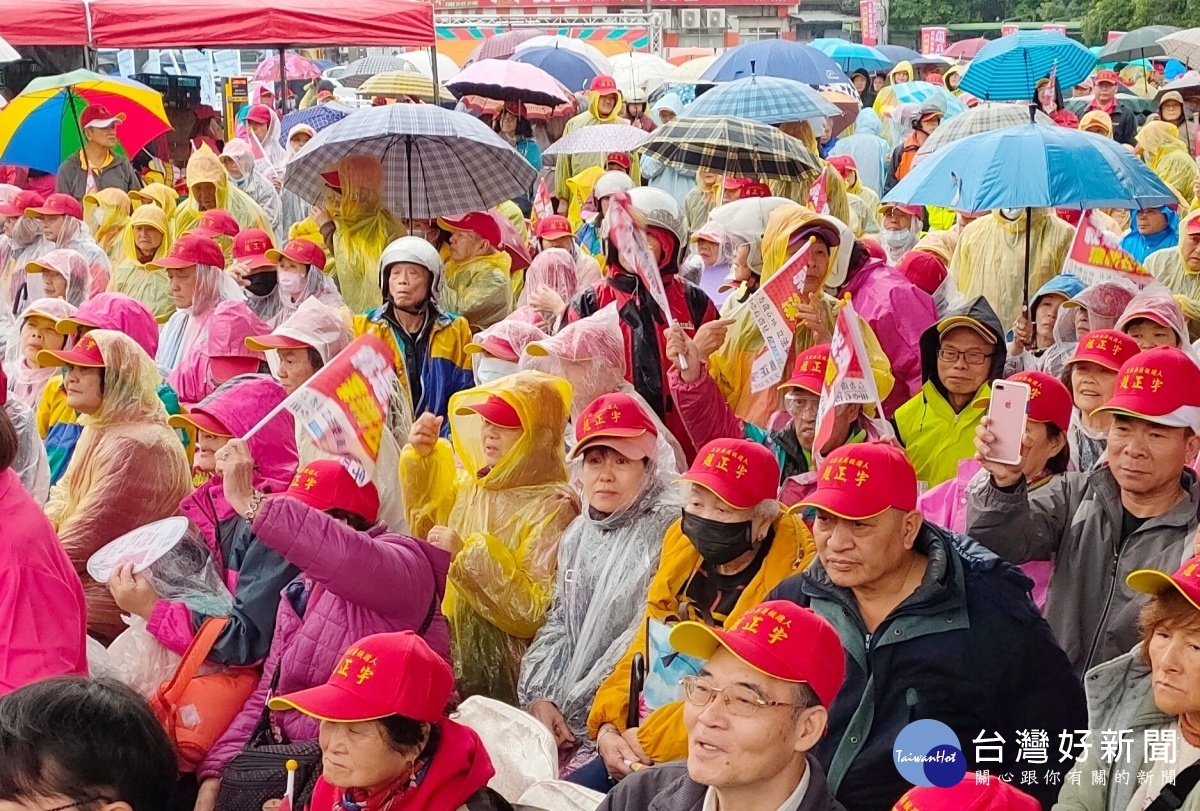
627 186 688 267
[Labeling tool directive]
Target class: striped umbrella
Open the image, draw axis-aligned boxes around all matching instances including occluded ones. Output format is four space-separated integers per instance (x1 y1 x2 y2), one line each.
0 69 169 173
356 71 442 103
915 102 1056 164
957 32 1097 101
338 56 420 89
684 76 842 125
542 123 650 156
464 30 544 65
639 116 821 181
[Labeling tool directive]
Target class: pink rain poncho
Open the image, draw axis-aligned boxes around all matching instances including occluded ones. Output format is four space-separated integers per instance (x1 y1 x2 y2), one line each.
3 298 76 409
1115 284 1191 350
510 247 577 332
1 214 49 315
40 215 111 298
67 292 161 358
43 330 192 641
469 319 546 386
168 300 269 406
27 248 92 307
155 256 246 375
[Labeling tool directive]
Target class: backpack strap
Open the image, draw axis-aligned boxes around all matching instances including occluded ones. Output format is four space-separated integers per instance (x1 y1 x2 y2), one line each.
1147 760 1200 811
159 617 231 707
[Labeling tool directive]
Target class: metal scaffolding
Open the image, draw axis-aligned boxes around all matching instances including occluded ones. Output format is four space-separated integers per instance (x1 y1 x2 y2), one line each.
434 11 666 53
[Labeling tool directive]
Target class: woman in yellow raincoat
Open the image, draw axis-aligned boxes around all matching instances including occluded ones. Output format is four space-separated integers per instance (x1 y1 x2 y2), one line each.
399 370 580 704
319 155 401 315
129 182 179 238
1136 121 1198 207
83 188 130 265
174 147 274 241
769 121 851 226
108 205 175 323
1145 210 1200 341
39 329 191 642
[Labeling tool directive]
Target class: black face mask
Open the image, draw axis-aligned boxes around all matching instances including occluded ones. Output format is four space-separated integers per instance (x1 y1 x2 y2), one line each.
246 270 278 298
681 509 755 566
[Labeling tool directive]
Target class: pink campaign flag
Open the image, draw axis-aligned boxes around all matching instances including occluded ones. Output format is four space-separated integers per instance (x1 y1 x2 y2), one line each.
606 190 675 324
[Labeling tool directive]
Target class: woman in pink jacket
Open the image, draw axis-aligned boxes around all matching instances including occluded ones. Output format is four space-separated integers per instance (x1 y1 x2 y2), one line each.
192 440 451 811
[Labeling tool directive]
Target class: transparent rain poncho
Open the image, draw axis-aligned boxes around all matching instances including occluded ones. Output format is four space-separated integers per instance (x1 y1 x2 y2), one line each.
83 188 131 265
399 370 580 704
132 182 180 239
221 138 283 235
175 147 275 240
470 320 546 384
1116 283 1196 355
261 246 346 329
29 248 92 307
2 215 49 315
40 218 110 299
155 259 246 376
1041 281 1140 377
1146 211 1200 339
2 297 76 409
511 248 577 330
518 400 682 754
43 329 193 641
1136 121 1197 206
280 125 316 235
6 398 50 503
109 205 175 323
327 155 402 315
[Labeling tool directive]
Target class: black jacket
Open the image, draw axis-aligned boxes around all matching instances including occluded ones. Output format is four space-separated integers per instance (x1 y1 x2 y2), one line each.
768 524 1086 811
598 758 845 811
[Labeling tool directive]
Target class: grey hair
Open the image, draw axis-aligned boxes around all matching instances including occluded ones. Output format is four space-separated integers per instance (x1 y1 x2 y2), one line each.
792 682 821 710
753 499 782 525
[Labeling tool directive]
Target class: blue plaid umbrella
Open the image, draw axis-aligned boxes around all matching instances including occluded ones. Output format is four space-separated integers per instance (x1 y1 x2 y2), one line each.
810 39 892 73
278 103 352 146
957 32 1097 101
684 76 841 125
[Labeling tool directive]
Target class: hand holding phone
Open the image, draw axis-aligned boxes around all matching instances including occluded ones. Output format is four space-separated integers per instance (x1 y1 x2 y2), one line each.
975 380 1030 487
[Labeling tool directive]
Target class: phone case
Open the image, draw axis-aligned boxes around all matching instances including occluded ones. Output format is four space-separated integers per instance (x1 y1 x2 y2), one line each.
985 380 1030 466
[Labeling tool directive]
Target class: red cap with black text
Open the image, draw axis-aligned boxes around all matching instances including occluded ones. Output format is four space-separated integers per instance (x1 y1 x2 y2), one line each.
800 441 918 519
1094 346 1200 428
778 344 831 396
679 439 780 509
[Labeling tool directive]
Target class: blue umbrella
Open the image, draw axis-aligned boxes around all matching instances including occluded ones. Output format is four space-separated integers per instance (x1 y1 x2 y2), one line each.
701 40 853 93
512 46 601 93
875 45 923 66
811 38 892 73
684 76 842 125
278 103 352 146
957 31 1096 101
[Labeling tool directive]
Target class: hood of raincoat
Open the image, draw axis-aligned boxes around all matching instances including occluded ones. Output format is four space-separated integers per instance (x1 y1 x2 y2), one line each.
1065 281 1138 332
917 296 1005 393
653 92 683 124
1117 283 1190 348
520 302 627 416
448 369 572 490
32 248 91 307
134 182 179 223
67 292 160 357
178 147 275 239
945 64 964 89
189 259 245 317
329 155 401 314
191 376 296 488
264 296 351 364
286 124 316 156
120 204 171 269
1121 206 1180 264
855 107 884 137
1078 110 1113 137
81 329 169 428
706 196 793 278
587 88 625 124
207 300 269 362
517 247 577 310
220 138 259 183
84 188 131 253
889 61 914 84
185 148 230 210
4 297 76 407
1030 273 1085 315
1181 211 1200 269
1137 121 1190 170
761 203 846 289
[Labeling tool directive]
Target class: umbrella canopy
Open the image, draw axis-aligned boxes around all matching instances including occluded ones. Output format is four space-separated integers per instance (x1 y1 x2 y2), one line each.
1155 71 1200 102
542 123 650 156
612 52 673 101
515 36 612 74
253 51 322 83
667 55 719 84
338 56 419 89
0 35 20 64
464 29 543 65
1157 30 1200 69
0 69 170 173
702 40 853 92
459 95 577 121
512 46 602 93
1098 25 1182 63
876 44 921 65
639 115 822 181
684 75 841 125
446 59 573 108
944 37 990 60
398 50 461 81
874 81 967 118
356 71 441 103
883 122 1177 211
278 102 353 145
810 38 891 73
283 104 537 219
957 32 1096 101
820 90 861 136
915 102 1056 163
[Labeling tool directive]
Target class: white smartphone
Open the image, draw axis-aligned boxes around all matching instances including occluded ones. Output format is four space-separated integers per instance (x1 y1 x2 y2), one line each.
985 379 1030 466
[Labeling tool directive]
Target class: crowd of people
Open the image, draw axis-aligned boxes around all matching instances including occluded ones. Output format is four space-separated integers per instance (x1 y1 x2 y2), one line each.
2 47 1200 811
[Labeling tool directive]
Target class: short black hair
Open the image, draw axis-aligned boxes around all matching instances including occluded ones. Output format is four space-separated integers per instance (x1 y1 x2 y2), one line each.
326 508 374 532
307 347 325 371
0 677 177 811
1044 422 1071 475
0 405 17 472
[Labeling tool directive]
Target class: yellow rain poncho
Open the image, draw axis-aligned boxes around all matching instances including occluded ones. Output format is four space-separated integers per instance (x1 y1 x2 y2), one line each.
1146 210 1200 341
442 248 514 332
83 188 131 265
844 168 881 237
399 370 580 703
684 172 722 233
131 182 180 239
43 330 192 642
555 88 627 200
768 121 851 226
949 208 1073 331
108 205 175 323
889 60 914 86
565 166 606 233
327 155 402 315
495 200 529 246
174 147 275 242
1136 121 1198 206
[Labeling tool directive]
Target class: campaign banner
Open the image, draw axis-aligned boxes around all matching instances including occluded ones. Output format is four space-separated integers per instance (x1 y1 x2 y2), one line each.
813 296 886 459
860 0 878 46
748 241 813 392
1042 23 1067 35
1062 210 1153 289
806 167 830 215
1107 30 1126 44
921 27 949 55
1001 24 1020 36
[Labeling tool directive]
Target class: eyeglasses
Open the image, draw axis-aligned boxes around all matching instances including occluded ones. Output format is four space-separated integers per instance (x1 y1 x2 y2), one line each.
936 347 994 366
681 676 808 717
41 797 111 811
783 391 820 415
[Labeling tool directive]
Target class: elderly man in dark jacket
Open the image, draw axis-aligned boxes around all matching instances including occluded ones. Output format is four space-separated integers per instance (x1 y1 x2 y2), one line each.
771 442 1086 811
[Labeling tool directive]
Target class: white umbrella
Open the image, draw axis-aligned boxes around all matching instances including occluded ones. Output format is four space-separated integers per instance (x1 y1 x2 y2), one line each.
542 123 650 156
0 35 20 65
612 53 672 100
667 55 719 85
1158 29 1200 69
514 35 613 75
399 50 462 81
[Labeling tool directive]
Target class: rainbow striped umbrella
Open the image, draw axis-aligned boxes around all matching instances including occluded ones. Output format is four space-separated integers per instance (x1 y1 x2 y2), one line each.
0 69 170 174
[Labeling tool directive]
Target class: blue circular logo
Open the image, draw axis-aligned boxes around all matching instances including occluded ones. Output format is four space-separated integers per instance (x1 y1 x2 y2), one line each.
892 720 967 788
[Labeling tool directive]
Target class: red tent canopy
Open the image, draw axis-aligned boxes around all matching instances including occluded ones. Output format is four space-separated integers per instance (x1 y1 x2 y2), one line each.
0 0 90 46
88 0 435 48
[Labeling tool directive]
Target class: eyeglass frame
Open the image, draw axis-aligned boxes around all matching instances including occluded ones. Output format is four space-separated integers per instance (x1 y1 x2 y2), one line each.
782 390 820 415
935 346 995 366
681 675 811 716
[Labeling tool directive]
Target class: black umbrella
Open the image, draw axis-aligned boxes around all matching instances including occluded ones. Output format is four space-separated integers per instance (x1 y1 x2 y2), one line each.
1097 25 1181 63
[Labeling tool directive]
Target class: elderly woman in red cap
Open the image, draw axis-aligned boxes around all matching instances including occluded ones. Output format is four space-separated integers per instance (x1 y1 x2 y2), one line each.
154 233 247 375
1059 329 1141 472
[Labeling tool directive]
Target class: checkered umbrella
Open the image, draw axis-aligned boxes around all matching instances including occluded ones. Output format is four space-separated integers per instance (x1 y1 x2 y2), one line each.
915 103 1056 164
639 116 821 181
283 104 538 220
464 30 544 66
1158 30 1200 71
542 123 650 156
355 71 441 103
683 76 842 126
338 57 421 89
278 102 354 145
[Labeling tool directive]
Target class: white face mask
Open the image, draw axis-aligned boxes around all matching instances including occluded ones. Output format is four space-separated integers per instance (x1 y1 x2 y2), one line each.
475 356 519 385
999 208 1023 221
277 271 306 298
880 228 916 248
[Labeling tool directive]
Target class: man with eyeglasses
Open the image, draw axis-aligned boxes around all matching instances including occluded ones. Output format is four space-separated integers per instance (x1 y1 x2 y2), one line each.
596 600 847 811
768 442 1085 811
893 297 1006 488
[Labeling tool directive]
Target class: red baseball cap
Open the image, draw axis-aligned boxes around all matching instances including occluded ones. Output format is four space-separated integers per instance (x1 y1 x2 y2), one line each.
800 441 919 520
722 176 751 189
670 600 846 708
534 215 574 242
190 209 241 239
267 238 327 272
606 152 631 170
321 170 343 192
589 75 618 94
1095 69 1121 85
880 202 923 220
1066 329 1140 372
149 233 226 270
0 190 43 218
892 774 1041 811
570 392 659 461
464 333 519 361
778 344 830 396
741 181 772 199
826 155 858 179
438 212 501 248
246 104 273 124
168 407 234 438
1010 370 1073 433
80 104 126 130
269 631 454 724
1095 347 1200 426
277 459 381 524
233 228 276 270
455 393 522 428
27 193 83 220
36 331 105 368
1128 554 1200 613
897 250 947 295
680 439 781 509
1184 214 1200 236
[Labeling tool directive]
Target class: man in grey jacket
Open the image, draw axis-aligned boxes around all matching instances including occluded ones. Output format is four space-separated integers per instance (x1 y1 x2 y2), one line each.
56 104 141 201
597 600 846 811
969 346 1200 678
